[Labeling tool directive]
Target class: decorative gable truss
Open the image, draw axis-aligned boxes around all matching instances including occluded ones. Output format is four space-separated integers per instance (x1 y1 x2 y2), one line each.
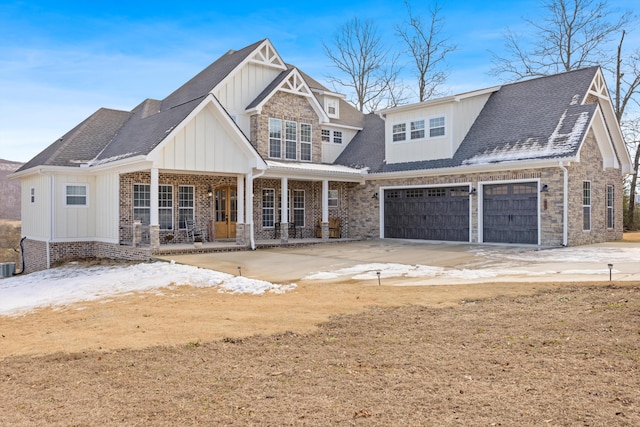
249 40 287 70
246 68 330 123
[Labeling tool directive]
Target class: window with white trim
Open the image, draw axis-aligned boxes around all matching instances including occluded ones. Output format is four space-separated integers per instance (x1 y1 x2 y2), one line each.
178 185 194 230
392 123 406 142
583 181 591 231
262 188 275 227
158 184 173 230
133 184 151 225
300 123 312 161
333 130 343 144
65 184 88 206
410 120 425 140
321 129 331 142
321 129 343 144
293 189 305 227
325 98 339 118
607 185 614 229
269 118 282 158
429 116 445 137
285 120 297 160
328 189 339 208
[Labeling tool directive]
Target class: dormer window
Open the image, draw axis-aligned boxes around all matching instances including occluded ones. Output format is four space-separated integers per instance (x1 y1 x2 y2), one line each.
325 98 339 119
392 116 446 143
429 116 445 137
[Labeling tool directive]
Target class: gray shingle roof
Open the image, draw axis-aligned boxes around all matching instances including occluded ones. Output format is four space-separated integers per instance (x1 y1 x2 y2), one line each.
334 113 385 171
346 66 600 173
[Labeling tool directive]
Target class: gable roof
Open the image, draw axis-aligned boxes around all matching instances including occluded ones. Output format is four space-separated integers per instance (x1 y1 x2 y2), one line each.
341 66 608 174
334 113 385 170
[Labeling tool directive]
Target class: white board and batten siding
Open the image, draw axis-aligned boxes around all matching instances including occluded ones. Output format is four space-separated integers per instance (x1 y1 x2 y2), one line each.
322 128 359 163
156 104 254 174
385 93 491 165
53 174 96 241
93 172 121 242
20 174 51 240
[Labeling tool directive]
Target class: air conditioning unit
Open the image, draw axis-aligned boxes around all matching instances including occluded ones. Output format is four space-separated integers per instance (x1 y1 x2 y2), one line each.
0 262 15 278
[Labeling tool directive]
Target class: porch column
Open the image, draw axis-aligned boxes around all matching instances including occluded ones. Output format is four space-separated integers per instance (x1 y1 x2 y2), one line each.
149 167 160 250
281 177 289 242
321 179 329 240
236 174 246 245
246 172 254 248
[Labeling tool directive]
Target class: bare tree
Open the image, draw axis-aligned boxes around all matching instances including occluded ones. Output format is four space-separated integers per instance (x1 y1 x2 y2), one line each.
395 0 455 102
491 0 630 80
614 30 640 122
622 118 640 229
323 17 399 112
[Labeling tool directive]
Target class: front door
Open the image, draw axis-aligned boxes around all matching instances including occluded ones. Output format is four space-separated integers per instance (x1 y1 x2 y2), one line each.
214 186 237 239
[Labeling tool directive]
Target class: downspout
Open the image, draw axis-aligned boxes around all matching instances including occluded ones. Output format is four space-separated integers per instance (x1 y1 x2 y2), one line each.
248 168 266 250
559 161 569 246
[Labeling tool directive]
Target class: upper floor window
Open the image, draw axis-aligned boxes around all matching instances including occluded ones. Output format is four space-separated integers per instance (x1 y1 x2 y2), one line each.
321 129 343 144
65 184 88 207
269 118 282 158
325 98 339 118
392 115 446 143
300 123 312 161
285 121 297 160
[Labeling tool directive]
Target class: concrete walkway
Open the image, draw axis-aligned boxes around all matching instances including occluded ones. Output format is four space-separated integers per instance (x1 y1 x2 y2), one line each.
157 239 640 285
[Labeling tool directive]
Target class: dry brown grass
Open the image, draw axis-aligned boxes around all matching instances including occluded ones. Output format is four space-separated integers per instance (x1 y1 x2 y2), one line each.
0 219 21 265
1 284 638 426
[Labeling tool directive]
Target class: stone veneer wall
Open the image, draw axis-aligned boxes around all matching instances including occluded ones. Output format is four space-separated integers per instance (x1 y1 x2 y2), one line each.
566 130 624 245
250 91 322 163
21 239 154 274
119 172 238 243
251 178 355 240
349 166 600 247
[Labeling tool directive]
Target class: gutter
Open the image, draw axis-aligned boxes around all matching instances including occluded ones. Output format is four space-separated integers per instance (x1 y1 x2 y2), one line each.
559 161 569 246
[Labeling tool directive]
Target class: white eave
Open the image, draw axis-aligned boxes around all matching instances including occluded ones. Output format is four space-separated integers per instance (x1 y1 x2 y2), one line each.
265 160 367 181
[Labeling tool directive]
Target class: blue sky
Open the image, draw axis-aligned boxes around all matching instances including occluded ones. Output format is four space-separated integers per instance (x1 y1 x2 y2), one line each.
1 0 638 162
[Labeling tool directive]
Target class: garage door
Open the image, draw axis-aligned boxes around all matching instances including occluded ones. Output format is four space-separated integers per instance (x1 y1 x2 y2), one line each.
384 186 469 241
483 182 538 244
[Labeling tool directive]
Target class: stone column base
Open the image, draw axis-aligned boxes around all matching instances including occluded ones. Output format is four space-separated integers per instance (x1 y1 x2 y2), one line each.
321 222 329 240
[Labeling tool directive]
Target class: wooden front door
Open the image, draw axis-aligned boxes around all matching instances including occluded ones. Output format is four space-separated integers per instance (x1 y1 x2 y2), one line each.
214 186 237 239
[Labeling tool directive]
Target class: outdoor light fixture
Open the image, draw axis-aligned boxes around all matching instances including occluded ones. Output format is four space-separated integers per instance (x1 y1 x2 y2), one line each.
608 263 613 281
207 186 213 198
372 192 379 200
469 188 477 195
377 271 381 286
540 184 549 193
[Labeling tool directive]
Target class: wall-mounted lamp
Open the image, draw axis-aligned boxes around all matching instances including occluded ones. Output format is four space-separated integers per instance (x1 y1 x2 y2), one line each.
372 192 379 200
540 184 549 193
469 188 477 195
207 186 213 198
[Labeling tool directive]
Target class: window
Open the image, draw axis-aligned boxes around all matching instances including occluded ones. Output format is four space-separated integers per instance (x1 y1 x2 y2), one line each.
65 184 88 206
583 181 591 231
321 129 342 144
30 187 35 204
133 184 151 225
326 98 339 118
328 189 339 208
293 190 305 227
158 185 173 230
285 121 297 160
607 185 614 229
410 120 425 140
392 123 406 142
178 186 194 230
300 123 312 161
406 189 424 198
262 188 275 227
269 118 282 158
429 116 445 137
427 188 446 197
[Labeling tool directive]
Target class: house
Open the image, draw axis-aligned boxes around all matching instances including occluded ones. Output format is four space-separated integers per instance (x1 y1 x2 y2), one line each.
11 39 632 273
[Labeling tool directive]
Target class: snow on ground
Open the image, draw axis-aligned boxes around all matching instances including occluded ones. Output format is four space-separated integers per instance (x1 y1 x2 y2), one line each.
0 261 296 317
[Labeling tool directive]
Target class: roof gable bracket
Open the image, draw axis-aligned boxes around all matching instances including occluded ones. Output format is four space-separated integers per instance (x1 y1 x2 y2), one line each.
249 41 287 70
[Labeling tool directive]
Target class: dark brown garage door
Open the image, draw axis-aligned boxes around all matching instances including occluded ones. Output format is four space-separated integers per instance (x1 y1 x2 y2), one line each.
483 182 538 244
384 186 470 241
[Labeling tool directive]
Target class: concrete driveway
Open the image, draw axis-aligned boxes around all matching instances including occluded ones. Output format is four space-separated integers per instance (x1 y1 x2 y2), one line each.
158 239 640 285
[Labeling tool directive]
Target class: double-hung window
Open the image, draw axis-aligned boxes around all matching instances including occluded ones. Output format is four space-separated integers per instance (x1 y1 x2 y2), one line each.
300 123 312 161
133 184 151 225
178 185 194 229
65 184 88 206
606 185 614 229
392 123 406 142
262 188 275 227
269 118 282 158
328 189 339 208
321 129 342 144
583 181 591 231
429 116 445 137
158 185 173 230
293 190 305 227
410 120 425 140
285 121 297 160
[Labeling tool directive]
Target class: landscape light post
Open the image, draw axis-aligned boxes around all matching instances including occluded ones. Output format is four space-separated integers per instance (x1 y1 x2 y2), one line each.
608 264 613 281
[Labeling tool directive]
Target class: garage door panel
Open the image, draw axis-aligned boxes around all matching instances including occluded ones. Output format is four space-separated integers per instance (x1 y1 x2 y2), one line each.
384 186 469 242
483 183 538 244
